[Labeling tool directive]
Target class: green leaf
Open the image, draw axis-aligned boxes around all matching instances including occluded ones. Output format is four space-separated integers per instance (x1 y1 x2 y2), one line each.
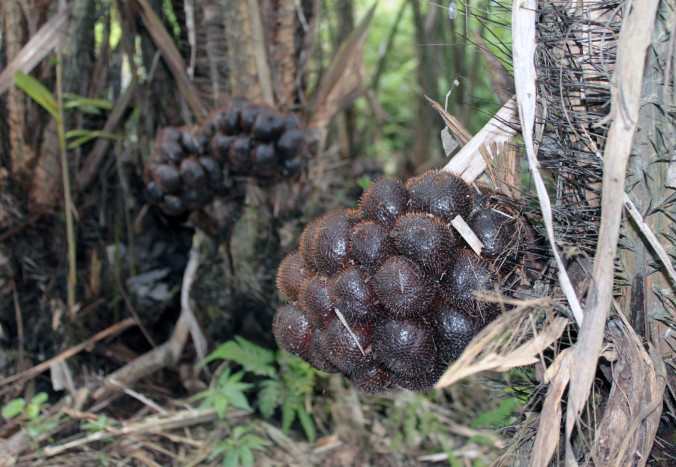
241 434 270 451
471 397 519 428
279 352 317 394
296 405 316 443
258 380 281 419
213 393 228 418
63 93 113 112
356 174 372 191
441 439 462 467
2 398 25 419
13 71 60 122
32 392 49 407
65 130 122 150
232 425 250 439
203 337 276 378
280 394 299 433
239 446 254 467
223 449 240 467
25 402 41 419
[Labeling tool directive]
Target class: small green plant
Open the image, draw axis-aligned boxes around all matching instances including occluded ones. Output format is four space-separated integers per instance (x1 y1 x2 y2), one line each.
2 392 48 421
387 393 443 449
210 425 270 467
471 396 520 429
13 69 119 312
1 392 65 438
192 368 253 418
200 336 320 442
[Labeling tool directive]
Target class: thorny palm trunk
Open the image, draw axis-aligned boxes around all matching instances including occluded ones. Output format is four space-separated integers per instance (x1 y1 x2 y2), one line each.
622 3 676 394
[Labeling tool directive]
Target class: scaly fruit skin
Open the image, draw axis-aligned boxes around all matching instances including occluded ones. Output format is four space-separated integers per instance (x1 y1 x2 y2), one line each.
273 304 313 361
391 213 458 276
372 256 435 318
406 169 473 222
360 177 409 229
311 211 360 276
276 251 314 302
349 221 395 274
143 97 310 216
274 169 528 394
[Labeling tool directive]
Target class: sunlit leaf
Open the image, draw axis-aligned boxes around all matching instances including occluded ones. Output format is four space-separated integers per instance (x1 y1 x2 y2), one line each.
2 398 25 420
13 71 60 122
65 130 122 150
203 337 275 378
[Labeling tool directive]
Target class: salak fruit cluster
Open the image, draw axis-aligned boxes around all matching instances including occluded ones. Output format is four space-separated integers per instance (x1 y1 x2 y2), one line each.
143 97 309 217
274 170 521 394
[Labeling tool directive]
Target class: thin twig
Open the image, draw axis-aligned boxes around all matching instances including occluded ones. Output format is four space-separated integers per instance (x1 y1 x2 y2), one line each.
0 318 136 388
170 231 208 362
56 52 77 313
11 281 24 371
333 307 366 356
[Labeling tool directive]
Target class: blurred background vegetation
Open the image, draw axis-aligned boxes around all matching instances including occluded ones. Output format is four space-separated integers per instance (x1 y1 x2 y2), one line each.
0 1 524 465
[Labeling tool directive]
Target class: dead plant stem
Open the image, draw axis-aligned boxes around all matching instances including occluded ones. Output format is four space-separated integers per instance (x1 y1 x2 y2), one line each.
0 318 136 388
56 52 77 313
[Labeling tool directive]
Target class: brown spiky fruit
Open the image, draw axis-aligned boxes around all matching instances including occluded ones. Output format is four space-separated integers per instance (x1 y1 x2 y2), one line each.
349 364 395 395
229 136 251 171
252 109 285 142
179 157 207 188
152 164 181 193
299 218 324 272
145 97 312 218
431 300 478 363
308 329 341 373
349 221 395 274
374 316 437 376
311 211 360 276
328 265 383 325
392 213 458 276
276 252 315 302
359 177 409 229
273 304 313 360
440 249 502 324
251 143 278 177
390 355 447 392
372 256 435 317
470 208 517 259
322 319 376 376
406 169 472 222
181 125 209 154
272 168 530 395
299 275 335 330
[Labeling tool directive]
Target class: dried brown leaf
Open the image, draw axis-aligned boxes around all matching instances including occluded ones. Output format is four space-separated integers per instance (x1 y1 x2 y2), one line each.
442 97 519 182
436 302 569 388
310 4 375 130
